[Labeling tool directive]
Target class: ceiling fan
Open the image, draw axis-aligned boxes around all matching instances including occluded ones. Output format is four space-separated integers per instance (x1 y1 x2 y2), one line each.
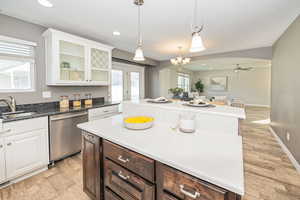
233 64 254 73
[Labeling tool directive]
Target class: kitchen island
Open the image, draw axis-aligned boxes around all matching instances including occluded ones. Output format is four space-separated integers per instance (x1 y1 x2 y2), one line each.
78 103 244 200
122 100 246 136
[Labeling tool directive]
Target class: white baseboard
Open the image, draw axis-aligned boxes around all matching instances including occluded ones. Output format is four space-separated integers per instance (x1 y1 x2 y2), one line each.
0 166 48 189
269 127 300 173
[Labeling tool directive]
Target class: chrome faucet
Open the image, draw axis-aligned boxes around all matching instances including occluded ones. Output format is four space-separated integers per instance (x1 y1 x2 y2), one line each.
0 96 16 112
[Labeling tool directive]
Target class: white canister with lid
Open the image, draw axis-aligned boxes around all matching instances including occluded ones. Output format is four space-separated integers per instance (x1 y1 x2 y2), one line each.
179 113 196 133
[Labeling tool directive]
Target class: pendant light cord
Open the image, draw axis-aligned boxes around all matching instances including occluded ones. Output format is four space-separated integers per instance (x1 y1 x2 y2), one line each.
138 5 142 46
192 0 204 33
193 0 198 29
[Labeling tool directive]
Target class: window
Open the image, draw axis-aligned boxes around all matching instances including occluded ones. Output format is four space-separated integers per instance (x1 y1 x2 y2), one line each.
0 36 36 92
177 73 190 92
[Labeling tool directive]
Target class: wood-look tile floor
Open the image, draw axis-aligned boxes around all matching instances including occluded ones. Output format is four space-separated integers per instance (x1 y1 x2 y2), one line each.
242 107 300 200
0 154 90 200
1 106 300 200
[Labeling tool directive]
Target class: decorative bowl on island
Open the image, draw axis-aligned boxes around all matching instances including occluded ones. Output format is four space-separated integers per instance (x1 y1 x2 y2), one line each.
124 116 154 130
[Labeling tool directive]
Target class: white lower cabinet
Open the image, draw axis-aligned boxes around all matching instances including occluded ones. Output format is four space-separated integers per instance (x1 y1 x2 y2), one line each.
88 105 119 121
0 117 49 184
5 129 48 179
0 138 6 184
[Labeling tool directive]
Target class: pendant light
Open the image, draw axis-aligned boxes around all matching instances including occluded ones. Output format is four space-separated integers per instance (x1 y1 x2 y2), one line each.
190 0 206 53
133 0 145 61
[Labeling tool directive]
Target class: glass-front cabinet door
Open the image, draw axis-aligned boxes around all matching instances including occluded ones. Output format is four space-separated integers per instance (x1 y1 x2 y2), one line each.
43 28 113 85
89 47 111 84
59 40 86 82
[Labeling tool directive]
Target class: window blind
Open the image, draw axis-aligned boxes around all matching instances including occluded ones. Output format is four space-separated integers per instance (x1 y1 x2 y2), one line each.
0 41 35 58
177 72 190 78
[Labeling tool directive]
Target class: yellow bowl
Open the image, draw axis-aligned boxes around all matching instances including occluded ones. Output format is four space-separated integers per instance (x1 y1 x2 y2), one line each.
124 116 154 130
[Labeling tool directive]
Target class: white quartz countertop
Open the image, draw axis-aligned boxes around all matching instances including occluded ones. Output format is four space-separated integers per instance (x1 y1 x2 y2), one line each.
78 114 244 195
124 100 246 119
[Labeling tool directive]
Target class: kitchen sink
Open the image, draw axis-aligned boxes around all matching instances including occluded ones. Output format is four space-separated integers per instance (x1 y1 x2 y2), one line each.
1 111 37 120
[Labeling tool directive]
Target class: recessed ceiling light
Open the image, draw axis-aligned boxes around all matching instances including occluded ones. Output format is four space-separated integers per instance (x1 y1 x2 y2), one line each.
113 31 121 36
38 0 53 8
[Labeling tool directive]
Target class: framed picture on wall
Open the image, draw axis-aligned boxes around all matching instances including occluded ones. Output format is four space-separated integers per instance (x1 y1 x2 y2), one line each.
209 76 228 91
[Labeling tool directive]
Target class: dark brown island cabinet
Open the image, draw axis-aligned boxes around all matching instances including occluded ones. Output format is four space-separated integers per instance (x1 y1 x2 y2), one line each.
82 131 241 200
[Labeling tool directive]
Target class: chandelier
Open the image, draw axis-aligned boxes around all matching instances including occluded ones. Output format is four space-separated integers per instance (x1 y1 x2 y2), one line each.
170 46 191 66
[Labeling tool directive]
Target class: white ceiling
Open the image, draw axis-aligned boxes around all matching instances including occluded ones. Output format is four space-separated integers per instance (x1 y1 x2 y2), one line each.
0 0 299 61
183 57 271 71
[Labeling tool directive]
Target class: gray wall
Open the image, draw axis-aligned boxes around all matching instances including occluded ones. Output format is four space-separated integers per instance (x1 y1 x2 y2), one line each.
146 66 160 98
0 14 157 104
148 47 273 98
271 15 300 163
193 67 271 106
112 49 158 66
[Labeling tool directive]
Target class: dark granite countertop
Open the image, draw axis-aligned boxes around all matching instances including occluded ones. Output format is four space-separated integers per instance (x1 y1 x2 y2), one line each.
0 98 120 123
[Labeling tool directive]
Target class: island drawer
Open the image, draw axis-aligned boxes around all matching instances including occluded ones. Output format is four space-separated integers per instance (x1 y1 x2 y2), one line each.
157 163 228 200
104 159 155 200
162 192 180 200
103 140 155 182
105 188 123 200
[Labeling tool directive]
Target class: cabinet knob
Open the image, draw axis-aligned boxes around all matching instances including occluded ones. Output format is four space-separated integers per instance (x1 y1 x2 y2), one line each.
7 142 12 146
0 144 3 148
0 128 11 134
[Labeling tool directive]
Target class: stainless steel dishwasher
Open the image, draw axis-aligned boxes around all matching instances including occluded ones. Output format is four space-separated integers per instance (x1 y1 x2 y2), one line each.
49 111 88 164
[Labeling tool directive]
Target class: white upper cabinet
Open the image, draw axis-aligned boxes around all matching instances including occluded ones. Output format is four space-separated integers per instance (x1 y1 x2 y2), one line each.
43 29 114 86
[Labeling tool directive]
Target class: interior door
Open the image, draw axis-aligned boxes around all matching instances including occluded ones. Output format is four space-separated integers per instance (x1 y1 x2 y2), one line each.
0 138 6 184
5 129 47 179
111 62 145 101
111 69 124 102
128 71 140 100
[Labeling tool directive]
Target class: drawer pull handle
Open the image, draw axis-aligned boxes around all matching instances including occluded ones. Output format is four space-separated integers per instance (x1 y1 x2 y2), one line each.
7 142 12 146
118 155 130 163
0 144 3 148
0 129 11 134
118 171 130 180
179 185 200 199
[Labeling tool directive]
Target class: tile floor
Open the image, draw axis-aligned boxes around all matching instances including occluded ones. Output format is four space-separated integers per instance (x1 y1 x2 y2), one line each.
0 154 89 200
1 106 300 200
242 107 300 200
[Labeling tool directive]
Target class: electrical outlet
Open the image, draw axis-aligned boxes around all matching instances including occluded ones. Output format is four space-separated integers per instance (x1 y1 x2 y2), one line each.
286 132 290 141
42 91 52 98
